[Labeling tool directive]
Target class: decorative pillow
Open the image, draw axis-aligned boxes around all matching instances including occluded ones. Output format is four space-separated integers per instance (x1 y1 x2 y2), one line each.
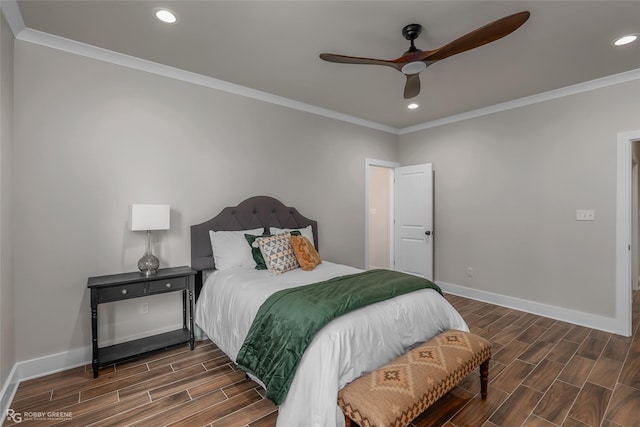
290 235 322 271
245 233 271 270
257 233 300 274
270 225 315 248
209 228 264 270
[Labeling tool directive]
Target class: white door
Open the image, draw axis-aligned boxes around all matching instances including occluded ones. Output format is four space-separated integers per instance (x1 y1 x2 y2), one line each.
394 163 433 280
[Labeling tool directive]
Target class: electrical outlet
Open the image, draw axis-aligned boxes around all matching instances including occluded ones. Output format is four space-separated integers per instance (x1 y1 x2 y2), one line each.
140 302 148 314
467 267 473 277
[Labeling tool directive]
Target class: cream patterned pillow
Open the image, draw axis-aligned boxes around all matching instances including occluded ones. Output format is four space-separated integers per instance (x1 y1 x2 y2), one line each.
257 233 300 274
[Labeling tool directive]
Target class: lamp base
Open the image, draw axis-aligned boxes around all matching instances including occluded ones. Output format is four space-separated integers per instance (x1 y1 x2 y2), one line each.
138 253 160 276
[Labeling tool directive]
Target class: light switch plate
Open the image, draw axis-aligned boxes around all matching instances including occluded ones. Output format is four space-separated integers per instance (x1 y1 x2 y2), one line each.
576 209 595 221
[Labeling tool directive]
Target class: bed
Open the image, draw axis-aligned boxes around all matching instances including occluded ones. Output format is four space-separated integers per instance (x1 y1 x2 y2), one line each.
191 196 469 427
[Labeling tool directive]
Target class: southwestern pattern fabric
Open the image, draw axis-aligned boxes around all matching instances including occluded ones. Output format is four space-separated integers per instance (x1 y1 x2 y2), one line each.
338 330 492 427
257 233 299 274
290 235 322 271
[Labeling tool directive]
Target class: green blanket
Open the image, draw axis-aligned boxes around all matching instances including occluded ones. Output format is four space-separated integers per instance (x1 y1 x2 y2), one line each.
235 269 442 405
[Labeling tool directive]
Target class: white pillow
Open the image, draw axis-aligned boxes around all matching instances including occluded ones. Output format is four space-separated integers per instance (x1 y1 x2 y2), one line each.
209 228 264 270
269 225 315 248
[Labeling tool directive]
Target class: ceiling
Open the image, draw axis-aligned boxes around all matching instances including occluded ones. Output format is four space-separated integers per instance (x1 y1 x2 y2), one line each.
14 0 640 130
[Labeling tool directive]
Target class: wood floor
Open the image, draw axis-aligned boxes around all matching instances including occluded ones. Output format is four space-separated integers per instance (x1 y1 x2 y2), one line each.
6 290 640 427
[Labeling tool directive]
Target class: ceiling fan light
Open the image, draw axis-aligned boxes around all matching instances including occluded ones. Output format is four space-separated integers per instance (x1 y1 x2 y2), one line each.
614 34 637 46
401 61 427 75
408 103 419 110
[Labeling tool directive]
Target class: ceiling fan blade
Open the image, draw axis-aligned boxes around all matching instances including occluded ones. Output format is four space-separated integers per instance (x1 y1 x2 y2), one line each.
320 53 402 71
425 11 530 62
404 73 421 99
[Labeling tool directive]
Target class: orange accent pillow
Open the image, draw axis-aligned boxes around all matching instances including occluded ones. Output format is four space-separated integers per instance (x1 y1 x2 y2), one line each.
290 235 322 271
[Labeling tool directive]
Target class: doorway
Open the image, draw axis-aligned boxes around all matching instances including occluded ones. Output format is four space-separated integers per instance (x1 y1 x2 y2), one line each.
368 166 393 269
365 159 434 280
615 129 640 336
365 159 399 271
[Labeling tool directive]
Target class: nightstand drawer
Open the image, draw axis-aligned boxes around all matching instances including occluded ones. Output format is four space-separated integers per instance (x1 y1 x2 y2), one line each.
147 276 187 294
98 283 145 303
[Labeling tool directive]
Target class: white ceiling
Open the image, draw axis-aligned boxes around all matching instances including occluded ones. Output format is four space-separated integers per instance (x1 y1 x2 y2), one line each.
13 0 640 131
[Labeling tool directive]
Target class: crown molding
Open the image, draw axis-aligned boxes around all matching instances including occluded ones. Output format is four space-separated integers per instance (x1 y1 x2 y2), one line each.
0 0 25 37
15 27 399 135
7 1 640 138
399 68 640 135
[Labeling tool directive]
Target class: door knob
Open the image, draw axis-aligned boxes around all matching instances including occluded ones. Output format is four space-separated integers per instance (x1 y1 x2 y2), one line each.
425 231 431 236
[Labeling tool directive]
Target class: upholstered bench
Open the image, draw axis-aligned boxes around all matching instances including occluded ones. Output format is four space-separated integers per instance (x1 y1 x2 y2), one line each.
338 330 492 427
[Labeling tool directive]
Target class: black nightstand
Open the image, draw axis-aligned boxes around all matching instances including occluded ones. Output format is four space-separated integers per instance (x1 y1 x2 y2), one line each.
87 266 196 378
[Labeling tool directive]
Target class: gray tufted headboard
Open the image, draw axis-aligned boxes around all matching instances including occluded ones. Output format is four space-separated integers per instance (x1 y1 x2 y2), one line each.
190 196 318 295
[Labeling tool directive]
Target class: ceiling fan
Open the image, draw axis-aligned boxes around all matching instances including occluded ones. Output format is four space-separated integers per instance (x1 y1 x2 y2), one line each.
319 11 530 99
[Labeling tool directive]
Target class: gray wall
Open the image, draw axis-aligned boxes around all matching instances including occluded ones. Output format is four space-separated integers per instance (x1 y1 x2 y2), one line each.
399 80 640 318
5 16 640 377
0 11 15 391
12 40 398 362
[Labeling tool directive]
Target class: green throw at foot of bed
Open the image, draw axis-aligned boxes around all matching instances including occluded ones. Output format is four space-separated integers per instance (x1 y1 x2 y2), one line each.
236 269 443 405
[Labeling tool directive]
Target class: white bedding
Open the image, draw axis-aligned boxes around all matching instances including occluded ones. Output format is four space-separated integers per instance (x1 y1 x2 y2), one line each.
195 261 469 427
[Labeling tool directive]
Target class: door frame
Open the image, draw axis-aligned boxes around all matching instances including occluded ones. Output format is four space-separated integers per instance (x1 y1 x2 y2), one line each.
365 158 399 271
615 129 640 337
633 155 639 292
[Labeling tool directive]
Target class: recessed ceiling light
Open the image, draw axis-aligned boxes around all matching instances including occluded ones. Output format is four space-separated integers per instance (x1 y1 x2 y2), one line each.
155 8 177 24
613 34 637 46
408 103 419 110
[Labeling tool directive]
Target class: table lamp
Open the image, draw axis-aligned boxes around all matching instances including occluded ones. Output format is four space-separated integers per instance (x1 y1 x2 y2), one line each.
129 204 170 275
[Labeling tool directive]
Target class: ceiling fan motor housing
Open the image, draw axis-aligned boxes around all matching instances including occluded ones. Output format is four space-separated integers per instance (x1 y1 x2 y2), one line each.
402 23 423 41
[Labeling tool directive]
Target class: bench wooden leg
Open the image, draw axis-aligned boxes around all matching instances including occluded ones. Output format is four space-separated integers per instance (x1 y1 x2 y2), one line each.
480 359 490 400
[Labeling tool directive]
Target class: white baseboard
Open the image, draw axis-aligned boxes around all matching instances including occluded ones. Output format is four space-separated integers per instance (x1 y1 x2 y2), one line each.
1 347 91 419
438 281 623 334
0 323 185 416
16 346 92 383
0 364 19 421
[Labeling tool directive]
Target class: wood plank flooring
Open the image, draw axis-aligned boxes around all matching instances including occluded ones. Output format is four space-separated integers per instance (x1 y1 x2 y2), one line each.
5 290 639 427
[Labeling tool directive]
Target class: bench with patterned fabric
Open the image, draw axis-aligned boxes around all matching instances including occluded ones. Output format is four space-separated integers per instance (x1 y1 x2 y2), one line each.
338 330 492 427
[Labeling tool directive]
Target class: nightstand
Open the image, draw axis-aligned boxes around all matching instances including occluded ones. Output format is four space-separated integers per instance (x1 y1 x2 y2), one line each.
87 266 196 378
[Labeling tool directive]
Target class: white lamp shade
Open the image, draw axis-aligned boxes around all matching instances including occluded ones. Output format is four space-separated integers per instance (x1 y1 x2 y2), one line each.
129 204 170 231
